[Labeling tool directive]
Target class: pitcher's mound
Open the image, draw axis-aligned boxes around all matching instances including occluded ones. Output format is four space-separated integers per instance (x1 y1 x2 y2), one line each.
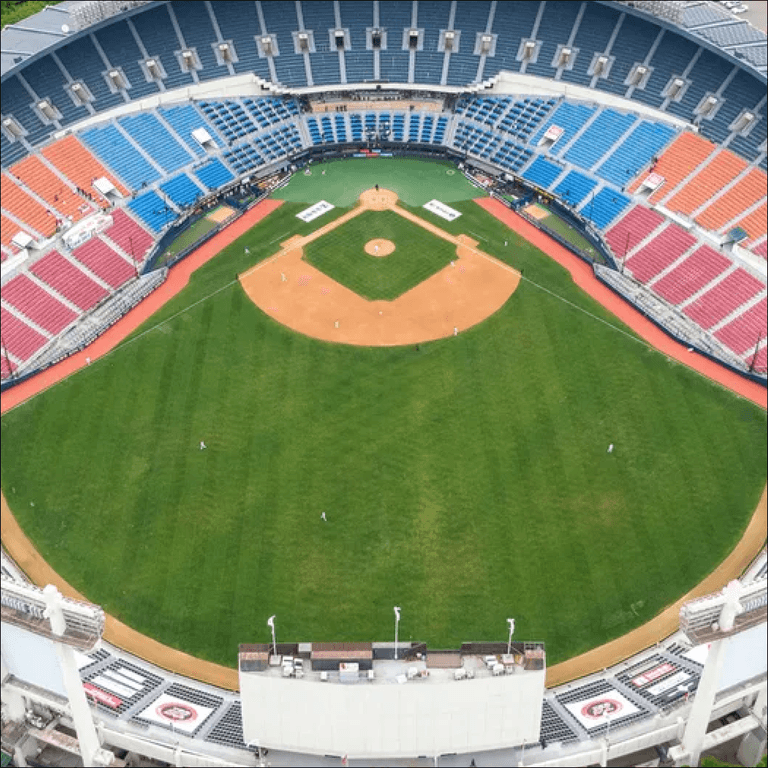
365 238 395 257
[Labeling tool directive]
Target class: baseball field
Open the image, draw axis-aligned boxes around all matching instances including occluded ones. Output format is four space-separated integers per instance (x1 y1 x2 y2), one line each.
1 158 765 669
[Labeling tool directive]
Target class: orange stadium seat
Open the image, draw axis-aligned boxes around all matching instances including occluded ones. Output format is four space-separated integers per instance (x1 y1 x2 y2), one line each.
1 213 33 248
0 174 56 237
694 168 767 233
42 135 129 202
10 156 94 223
667 150 748 217
629 132 715 205
731 201 768 245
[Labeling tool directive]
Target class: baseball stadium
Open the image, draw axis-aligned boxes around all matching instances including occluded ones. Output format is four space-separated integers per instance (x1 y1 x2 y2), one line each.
0 1 766 767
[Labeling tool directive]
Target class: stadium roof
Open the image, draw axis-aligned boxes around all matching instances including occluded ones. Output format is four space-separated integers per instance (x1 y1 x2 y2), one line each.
1 0 766 80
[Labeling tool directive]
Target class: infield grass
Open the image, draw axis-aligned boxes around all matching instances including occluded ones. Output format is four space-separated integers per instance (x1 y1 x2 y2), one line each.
303 209 455 300
2 163 766 669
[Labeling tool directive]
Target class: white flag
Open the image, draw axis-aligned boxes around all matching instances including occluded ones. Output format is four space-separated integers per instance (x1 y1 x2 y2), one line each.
267 615 275 629
508 618 515 635
394 606 401 621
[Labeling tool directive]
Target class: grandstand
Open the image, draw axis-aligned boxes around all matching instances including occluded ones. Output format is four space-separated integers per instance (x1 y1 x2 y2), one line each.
1 1 766 765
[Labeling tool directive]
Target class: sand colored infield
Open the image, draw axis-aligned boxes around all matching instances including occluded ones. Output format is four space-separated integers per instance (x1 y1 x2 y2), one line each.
206 204 237 224
523 203 550 221
365 238 395 256
239 188 521 346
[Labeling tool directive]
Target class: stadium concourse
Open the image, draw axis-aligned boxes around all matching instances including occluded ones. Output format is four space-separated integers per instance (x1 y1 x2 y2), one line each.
1 0 767 766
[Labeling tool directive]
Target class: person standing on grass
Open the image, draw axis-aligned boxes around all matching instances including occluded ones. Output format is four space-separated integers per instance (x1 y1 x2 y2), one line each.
200 440 207 450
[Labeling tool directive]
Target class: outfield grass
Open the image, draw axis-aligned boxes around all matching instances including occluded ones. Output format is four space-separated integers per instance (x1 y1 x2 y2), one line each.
2 165 765 670
303 209 456 300
274 157 483 207
159 216 219 264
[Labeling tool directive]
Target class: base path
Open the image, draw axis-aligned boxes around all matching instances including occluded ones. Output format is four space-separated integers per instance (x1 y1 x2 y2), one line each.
1 199 283 414
240 189 521 346
476 197 767 410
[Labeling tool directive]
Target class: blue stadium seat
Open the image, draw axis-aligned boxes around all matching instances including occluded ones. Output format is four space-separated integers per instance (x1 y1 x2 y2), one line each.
531 102 597 150
525 1 582 80
119 113 193 173
564 110 636 170
483 1 540 79
94 20 161 101
19 56 90 129
261 0 308 88
1 75 52 147
581 188 630 229
171 0 229 82
522 157 563 188
379 1 411 83
560 2 620 88
128 190 175 231
160 173 203 207
555 171 597 206
81 123 160 189
194 159 235 189
160 104 221 156
596 121 677 187
414 0 450 85
340 0 374 83
300 0 341 85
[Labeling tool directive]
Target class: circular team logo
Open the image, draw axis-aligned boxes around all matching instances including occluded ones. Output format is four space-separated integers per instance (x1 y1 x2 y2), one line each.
446 169 455 175
157 701 198 723
581 698 623 720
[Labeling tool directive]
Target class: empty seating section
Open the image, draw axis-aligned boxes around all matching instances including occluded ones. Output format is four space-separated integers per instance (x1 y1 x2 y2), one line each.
446 1 489 86
170 0 227 82
104 209 153 261
208 2 270 79
194 159 234 190
458 96 509 126
2 76 53 148
1 307 49 362
129 5 195 91
522 157 564 189
582 188 631 229
413 0 451 84
706 69 763 150
554 171 596 206
300 0 341 86
252 125 303 160
714 298 767 355
564 110 636 170
20 55 90 128
128 191 174 233
634 32 698 111
81 124 160 190
753 241 768 260
453 123 501 159
732 202 768 245
2 273 78 334
10 157 90 222
683 268 764 329
491 141 533 174
378 1 411 83
597 121 677 188
1 132 28 170
629 132 715 204
559 1 618 87
667 150 747 217
244 98 299 129
695 169 767 232
160 174 203 207
119 113 193 174
750 345 767 372
1 214 31 248
159 105 218 156
94 20 160 101
1 355 16 379
667 49 732 124
728 99 767 163
335 114 349 142
54 36 125 113
525 0 582 80
605 205 666 256
532 102 596 151
595 13 658 97
260 1 306 88
71 238 135 288
30 250 108 310
224 145 265 175
651 245 731 305
340 0 374 83
1 175 56 237
199 101 257 143
625 224 696 283
487 3 539 75
42 136 130 200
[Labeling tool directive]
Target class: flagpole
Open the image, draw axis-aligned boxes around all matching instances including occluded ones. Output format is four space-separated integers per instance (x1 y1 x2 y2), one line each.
507 618 515 655
267 615 277 656
394 606 401 660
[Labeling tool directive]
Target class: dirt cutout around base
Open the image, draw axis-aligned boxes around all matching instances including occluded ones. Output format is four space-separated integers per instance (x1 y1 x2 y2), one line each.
365 238 395 257
239 188 521 346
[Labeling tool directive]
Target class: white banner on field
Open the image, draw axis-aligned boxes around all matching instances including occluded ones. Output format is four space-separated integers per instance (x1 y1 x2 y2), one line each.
423 200 461 221
563 689 640 730
138 693 215 734
297 200 334 222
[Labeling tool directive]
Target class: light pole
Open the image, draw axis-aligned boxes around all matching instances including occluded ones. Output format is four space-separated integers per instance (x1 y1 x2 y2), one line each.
394 606 401 660
507 618 515 655
267 615 277 656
